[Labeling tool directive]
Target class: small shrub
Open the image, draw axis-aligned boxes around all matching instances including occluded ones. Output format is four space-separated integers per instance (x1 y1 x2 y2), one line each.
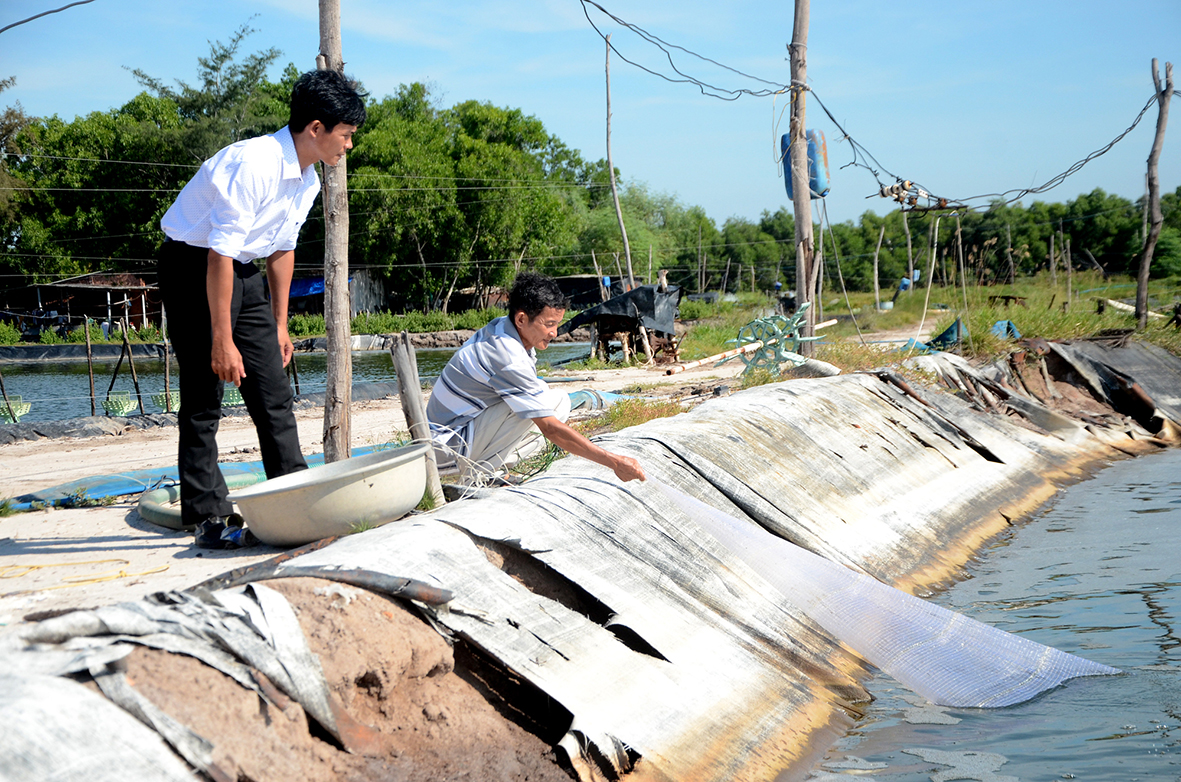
287 313 325 338
453 308 501 331
129 323 161 343
66 323 107 343
38 327 64 344
0 320 21 345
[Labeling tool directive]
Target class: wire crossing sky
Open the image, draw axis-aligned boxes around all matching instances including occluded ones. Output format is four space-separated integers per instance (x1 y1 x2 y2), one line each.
2 0 1179 226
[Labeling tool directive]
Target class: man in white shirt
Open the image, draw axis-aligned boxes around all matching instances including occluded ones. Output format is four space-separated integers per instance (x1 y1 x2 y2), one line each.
157 69 366 547
427 272 646 485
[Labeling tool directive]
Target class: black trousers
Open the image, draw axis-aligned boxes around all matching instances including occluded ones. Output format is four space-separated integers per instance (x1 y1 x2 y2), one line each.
157 241 307 527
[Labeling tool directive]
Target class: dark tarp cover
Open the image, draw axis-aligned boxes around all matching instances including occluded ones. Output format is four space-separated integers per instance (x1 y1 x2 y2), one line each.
558 285 682 337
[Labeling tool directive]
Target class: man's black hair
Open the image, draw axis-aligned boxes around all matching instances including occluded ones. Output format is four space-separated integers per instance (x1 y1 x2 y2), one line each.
508 272 567 320
289 70 367 133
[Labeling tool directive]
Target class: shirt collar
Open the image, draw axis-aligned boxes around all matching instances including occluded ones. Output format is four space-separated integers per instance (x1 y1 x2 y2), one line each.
273 126 306 181
499 316 536 358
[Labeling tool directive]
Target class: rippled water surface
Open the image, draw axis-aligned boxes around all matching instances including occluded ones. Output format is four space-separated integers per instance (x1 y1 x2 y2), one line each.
0 343 590 422
807 447 1181 782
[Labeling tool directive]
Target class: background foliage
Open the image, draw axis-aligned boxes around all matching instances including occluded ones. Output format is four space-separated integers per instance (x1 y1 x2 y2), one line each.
1 26 1178 318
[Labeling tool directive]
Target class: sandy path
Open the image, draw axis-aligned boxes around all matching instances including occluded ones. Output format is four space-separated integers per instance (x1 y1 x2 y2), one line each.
0 360 744 622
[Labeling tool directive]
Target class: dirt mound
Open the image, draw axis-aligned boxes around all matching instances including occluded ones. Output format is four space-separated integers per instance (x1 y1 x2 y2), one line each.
125 577 574 782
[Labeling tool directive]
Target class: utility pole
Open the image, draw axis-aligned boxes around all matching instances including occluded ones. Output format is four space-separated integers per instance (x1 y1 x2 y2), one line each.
318 0 351 462
788 0 815 353
605 36 634 283
1136 58 1173 330
872 222 885 312
902 211 914 293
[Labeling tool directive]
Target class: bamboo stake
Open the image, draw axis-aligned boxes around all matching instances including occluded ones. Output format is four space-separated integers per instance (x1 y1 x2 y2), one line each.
389 332 444 507
121 318 145 416
872 222 885 311
162 315 173 413
84 316 96 416
0 367 18 423
604 35 633 276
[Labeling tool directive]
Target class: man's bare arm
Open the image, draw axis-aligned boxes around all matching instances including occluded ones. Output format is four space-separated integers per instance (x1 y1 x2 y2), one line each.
207 250 245 385
534 415 646 482
265 250 296 367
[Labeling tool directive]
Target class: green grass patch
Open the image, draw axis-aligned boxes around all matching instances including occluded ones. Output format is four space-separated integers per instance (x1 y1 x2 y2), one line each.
576 397 687 438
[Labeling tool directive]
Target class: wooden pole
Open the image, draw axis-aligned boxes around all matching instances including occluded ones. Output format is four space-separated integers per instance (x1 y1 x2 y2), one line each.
318 0 352 462
955 214 973 352
121 318 145 416
162 315 173 413
788 0 815 354
389 332 444 507
591 251 607 302
872 222 885 311
604 35 634 278
647 245 653 287
814 206 824 324
903 211 914 292
0 367 18 423
697 225 704 293
1048 231 1057 288
1006 223 1015 284
1136 59 1173 330
288 353 301 396
84 316 96 416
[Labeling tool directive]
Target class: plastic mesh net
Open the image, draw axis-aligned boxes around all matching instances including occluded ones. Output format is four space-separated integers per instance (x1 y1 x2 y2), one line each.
651 480 1119 708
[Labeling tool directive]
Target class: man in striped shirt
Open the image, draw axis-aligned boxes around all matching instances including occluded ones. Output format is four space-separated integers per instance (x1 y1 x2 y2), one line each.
426 272 645 484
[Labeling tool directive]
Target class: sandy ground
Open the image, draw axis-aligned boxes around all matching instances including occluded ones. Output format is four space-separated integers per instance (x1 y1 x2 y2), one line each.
0 360 748 624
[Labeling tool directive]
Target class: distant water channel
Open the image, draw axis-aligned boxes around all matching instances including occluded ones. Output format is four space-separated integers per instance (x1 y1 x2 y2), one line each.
0 343 590 423
806 447 1181 782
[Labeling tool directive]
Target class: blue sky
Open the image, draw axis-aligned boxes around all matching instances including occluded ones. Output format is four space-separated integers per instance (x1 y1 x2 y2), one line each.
2 0 1179 228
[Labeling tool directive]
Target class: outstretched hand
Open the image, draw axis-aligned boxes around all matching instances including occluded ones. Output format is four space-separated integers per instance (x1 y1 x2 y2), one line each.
611 454 646 483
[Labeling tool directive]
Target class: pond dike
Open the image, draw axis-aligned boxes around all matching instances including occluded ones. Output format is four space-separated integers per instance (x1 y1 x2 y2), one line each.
4 338 1180 782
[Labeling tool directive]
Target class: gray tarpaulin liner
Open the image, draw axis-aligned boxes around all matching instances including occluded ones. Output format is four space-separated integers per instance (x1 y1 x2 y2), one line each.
0 366 1153 780
0 586 343 781
272 374 1122 778
0 672 197 782
648 479 1117 707
1047 340 1181 426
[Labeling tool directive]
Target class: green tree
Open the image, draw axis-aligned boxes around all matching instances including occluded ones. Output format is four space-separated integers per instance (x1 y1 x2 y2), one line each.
128 22 287 162
0 76 32 225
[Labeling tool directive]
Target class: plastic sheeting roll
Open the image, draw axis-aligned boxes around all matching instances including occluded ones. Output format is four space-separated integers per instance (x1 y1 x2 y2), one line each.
650 480 1119 708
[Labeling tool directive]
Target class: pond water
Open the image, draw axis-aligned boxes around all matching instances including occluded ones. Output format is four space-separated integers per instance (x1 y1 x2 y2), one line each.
805 447 1181 782
0 343 590 422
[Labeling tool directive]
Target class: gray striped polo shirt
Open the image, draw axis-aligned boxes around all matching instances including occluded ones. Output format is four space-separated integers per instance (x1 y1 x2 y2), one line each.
426 316 563 456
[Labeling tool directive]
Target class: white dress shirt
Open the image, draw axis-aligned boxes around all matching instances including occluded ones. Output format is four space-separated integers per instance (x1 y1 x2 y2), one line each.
161 126 320 263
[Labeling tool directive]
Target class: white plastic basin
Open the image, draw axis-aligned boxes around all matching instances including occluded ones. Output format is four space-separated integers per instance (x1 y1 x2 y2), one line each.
229 443 429 547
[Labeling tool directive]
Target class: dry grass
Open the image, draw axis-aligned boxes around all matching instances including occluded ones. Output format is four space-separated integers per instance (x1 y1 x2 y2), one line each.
575 397 687 438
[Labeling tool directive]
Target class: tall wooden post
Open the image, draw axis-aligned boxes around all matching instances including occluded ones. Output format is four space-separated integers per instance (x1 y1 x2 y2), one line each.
788 0 815 353
1006 224 1015 284
390 333 444 508
902 211 914 293
872 222 885 311
605 36 633 278
1136 58 1173 330
318 0 351 462
1048 232 1056 288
